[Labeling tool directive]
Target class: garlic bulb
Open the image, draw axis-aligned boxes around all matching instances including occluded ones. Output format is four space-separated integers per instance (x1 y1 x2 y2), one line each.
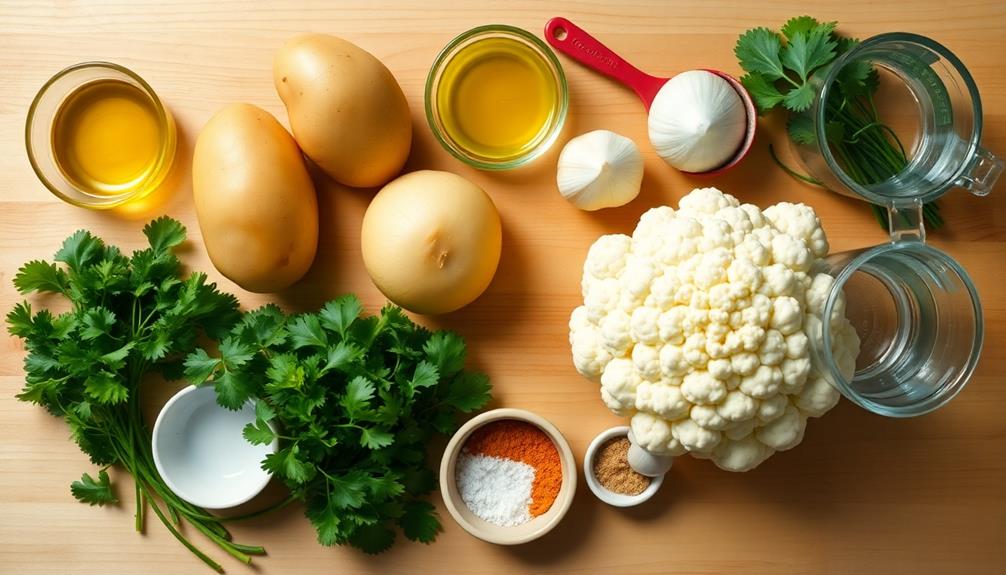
648 69 747 173
556 130 644 211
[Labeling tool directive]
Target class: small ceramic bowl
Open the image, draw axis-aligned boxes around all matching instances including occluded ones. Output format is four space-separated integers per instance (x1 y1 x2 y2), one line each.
440 408 576 544
584 426 664 507
152 385 277 510
425 25 568 170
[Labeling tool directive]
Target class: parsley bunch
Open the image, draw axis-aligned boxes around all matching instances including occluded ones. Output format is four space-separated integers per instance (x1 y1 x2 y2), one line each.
184 296 492 553
7 218 265 572
735 16 942 231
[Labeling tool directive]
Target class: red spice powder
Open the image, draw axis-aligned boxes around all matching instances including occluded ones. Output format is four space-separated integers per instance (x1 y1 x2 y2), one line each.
463 420 562 517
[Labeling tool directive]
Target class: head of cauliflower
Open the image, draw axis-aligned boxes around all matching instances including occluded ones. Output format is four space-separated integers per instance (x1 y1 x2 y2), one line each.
569 187 860 471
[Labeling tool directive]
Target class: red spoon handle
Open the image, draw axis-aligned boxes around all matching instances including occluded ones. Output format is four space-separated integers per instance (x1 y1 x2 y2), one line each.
544 16 667 109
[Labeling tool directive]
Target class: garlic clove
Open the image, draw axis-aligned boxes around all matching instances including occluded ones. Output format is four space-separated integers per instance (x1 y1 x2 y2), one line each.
648 69 748 173
557 130 644 211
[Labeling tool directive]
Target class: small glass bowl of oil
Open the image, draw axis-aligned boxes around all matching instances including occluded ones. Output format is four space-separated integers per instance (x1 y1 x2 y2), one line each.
426 25 568 170
26 62 177 209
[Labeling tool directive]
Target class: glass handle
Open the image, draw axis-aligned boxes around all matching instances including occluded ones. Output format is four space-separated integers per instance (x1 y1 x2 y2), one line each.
887 200 926 244
956 146 1003 197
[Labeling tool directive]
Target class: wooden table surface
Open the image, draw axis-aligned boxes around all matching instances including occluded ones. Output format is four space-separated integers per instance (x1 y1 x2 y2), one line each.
2 1 1005 573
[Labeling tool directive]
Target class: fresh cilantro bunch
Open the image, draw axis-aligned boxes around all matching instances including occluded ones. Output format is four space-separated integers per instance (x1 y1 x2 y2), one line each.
7 218 264 572
735 16 942 230
184 296 492 554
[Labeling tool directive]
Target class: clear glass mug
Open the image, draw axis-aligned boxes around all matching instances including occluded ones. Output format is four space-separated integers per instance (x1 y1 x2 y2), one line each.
811 201 983 417
791 32 1003 205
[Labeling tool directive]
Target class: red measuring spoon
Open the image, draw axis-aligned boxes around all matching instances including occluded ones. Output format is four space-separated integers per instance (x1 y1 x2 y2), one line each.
544 16 756 176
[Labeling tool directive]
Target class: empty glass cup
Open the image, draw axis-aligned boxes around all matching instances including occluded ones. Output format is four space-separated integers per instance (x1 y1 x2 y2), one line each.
791 32 1003 205
811 202 983 417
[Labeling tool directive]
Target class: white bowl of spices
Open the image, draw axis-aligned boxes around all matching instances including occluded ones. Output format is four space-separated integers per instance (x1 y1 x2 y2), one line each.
440 408 576 544
584 426 665 507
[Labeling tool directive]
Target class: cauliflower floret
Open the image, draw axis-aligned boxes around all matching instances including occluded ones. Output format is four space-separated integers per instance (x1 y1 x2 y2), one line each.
690 405 731 430
770 296 803 335
678 187 738 215
631 412 687 455
757 394 788 423
629 306 661 346
600 310 633 357
635 380 690 419
756 406 807 451
600 359 639 416
584 234 632 280
739 365 782 399
711 436 774 472
764 202 829 257
681 371 727 404
631 343 661 381
716 390 758 422
569 187 860 472
795 376 841 416
672 418 722 453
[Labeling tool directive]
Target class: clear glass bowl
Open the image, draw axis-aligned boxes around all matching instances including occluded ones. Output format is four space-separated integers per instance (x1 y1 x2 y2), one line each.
25 61 177 209
425 25 568 170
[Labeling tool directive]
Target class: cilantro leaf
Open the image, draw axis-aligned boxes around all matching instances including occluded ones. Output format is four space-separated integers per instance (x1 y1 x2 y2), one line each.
183 348 222 385
318 295 362 336
288 314 329 350
327 471 370 509
734 27 787 80
80 307 116 340
341 377 375 419
55 230 105 271
360 427 394 449
243 420 276 445
322 341 363 373
781 25 837 82
306 503 343 546
214 370 252 410
781 16 835 40
70 470 118 506
399 500 440 543
444 372 492 412
143 216 187 253
783 81 815 112
13 260 68 294
787 114 817 145
410 361 439 391
348 524 395 554
263 446 316 484
85 371 129 404
423 331 467 377
740 73 787 113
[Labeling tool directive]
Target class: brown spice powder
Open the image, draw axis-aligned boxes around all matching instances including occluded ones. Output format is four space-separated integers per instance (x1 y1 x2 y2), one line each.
463 420 562 516
593 436 650 495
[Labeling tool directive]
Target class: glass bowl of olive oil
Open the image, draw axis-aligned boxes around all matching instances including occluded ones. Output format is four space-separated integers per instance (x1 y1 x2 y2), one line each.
26 62 177 209
426 25 568 170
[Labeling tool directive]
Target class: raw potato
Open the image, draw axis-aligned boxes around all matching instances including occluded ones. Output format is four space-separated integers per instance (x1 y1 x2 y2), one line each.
361 171 502 315
192 103 318 293
274 34 412 188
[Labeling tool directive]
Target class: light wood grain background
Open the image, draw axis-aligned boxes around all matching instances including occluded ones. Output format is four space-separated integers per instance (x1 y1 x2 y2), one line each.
2 1 1005 573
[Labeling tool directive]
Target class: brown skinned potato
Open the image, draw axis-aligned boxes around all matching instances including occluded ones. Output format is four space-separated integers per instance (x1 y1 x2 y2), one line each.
274 34 412 188
192 103 318 293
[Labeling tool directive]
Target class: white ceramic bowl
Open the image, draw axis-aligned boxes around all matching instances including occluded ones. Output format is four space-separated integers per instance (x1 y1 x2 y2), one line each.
152 385 277 509
583 426 664 507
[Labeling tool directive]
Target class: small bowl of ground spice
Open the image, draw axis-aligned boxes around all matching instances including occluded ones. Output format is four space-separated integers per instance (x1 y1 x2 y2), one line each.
440 408 576 544
584 426 664 507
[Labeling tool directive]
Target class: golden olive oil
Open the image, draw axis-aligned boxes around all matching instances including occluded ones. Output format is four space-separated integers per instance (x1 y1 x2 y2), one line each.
51 79 164 196
438 37 557 161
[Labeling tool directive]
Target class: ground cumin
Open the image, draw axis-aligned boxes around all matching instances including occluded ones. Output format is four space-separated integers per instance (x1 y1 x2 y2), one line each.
464 420 562 516
593 436 650 495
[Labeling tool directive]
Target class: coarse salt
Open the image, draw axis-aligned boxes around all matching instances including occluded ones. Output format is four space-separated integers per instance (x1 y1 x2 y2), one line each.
455 452 535 527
